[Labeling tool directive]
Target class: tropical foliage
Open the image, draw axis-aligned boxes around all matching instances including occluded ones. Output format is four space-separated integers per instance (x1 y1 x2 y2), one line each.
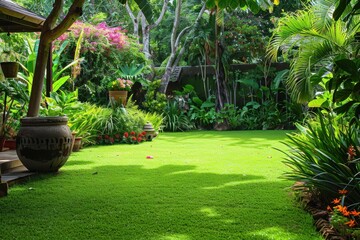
53 21 147 105
267 0 360 104
282 113 360 206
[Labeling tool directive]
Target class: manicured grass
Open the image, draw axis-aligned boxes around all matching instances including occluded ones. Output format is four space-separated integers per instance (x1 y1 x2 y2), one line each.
0 131 321 240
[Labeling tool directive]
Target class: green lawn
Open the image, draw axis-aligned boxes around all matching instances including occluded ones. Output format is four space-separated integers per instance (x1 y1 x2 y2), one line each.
0 131 321 240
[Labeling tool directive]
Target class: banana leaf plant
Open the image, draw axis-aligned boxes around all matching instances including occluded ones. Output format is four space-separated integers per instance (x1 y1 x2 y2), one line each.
18 39 83 95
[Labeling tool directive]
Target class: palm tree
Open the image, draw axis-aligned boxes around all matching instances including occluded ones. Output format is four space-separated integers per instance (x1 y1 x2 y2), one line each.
267 0 360 103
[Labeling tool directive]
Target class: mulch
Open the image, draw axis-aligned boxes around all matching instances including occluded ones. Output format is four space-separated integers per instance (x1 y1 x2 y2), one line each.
293 182 347 240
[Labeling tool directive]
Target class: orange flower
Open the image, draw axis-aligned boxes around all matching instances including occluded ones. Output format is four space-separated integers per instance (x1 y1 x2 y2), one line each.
332 198 341 204
326 205 332 211
345 219 357 228
334 205 347 214
350 210 360 217
338 189 348 195
342 210 351 217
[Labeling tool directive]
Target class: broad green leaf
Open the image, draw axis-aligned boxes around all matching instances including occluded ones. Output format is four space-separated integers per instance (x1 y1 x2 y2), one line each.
333 89 352 102
335 59 358 76
246 0 260 14
333 0 348 20
308 98 327 108
206 0 216 8
334 101 356 114
53 76 70 92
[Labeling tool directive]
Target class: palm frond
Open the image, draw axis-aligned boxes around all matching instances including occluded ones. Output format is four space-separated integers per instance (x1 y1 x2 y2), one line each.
311 0 336 32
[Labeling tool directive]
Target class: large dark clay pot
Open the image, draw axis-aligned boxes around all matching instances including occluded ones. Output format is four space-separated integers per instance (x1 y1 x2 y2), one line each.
16 116 72 172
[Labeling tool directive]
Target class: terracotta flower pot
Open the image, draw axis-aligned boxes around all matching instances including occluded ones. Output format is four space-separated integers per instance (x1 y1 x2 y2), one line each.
16 116 72 172
109 90 128 106
4 139 16 150
72 137 82 152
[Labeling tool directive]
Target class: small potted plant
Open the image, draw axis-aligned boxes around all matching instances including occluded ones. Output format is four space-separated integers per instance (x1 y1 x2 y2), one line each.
107 78 133 106
0 39 19 79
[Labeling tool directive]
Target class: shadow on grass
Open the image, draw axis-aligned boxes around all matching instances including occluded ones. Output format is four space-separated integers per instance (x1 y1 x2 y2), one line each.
1 164 319 240
160 130 293 149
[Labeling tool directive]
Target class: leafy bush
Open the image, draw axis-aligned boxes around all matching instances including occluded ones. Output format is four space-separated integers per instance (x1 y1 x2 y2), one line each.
54 21 147 105
188 95 218 129
142 80 167 114
281 113 360 206
163 99 194 132
41 91 163 146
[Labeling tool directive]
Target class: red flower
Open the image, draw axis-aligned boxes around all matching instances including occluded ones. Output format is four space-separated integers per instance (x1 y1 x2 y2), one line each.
142 131 146 135
104 135 109 139
123 132 129 138
115 134 120 139
97 135 103 140
130 131 135 136
132 137 136 141
326 205 332 211
137 137 142 142
109 137 114 143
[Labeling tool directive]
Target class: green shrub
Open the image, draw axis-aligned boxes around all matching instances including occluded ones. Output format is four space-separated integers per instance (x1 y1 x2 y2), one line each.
42 91 163 146
281 113 360 207
163 99 194 132
142 80 167 114
54 21 148 105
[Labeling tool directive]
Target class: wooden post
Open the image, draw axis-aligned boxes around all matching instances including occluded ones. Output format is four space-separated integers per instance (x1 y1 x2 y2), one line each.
46 43 53 97
27 0 85 117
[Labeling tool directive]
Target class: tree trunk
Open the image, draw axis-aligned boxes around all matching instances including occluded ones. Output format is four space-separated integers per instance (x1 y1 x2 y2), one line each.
214 7 229 112
141 14 151 59
125 1 139 38
159 3 206 94
127 0 169 60
159 0 182 94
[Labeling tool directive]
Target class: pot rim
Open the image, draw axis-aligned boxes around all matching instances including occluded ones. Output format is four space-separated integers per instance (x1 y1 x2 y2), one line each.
20 116 69 125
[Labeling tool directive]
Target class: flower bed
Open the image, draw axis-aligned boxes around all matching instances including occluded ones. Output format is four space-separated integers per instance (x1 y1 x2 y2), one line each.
96 131 147 145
